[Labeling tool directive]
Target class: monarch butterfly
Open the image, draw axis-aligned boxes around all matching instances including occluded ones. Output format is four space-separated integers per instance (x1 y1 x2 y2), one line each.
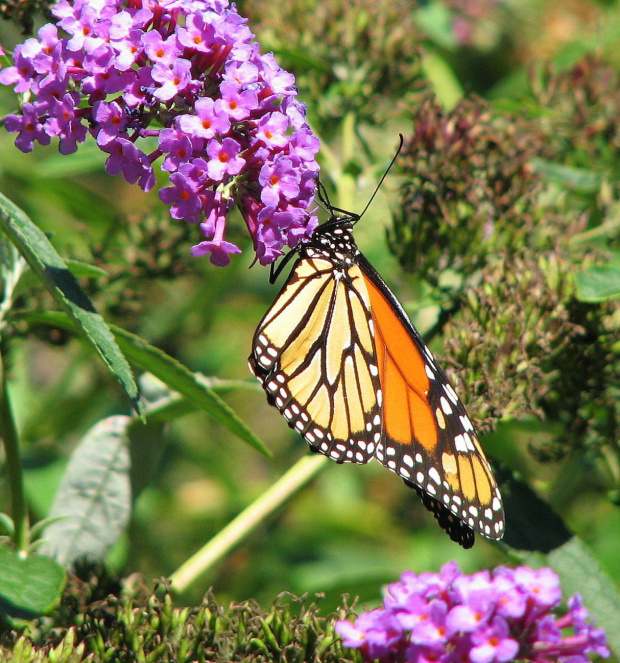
248 185 504 548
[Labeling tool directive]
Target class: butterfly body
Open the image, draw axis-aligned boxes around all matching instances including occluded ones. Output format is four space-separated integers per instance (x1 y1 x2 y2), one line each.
249 214 504 548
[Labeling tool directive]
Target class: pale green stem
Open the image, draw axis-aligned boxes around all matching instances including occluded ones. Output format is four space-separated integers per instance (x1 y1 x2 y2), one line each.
0 353 29 553
169 453 329 595
337 112 358 212
569 216 620 246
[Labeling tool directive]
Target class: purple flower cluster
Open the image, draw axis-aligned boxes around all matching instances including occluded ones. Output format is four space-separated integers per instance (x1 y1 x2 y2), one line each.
0 0 320 266
336 563 609 663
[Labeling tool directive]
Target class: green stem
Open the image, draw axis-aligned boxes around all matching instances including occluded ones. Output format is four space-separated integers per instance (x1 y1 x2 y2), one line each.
337 112 357 212
169 453 329 595
0 353 29 553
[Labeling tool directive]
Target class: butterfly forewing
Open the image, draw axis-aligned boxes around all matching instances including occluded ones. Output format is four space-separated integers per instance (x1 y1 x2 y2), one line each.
249 239 382 464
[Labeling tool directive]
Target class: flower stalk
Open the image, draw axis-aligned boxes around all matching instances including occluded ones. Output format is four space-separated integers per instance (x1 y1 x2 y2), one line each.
169 453 328 594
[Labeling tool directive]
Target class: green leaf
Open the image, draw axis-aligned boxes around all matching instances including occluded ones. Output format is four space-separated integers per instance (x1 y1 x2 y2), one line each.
127 418 168 500
546 538 620 657
21 311 271 458
12 258 110 300
0 545 66 618
499 468 620 657
0 193 141 414
530 158 602 193
39 416 132 567
413 1 458 51
0 513 14 537
111 325 271 458
497 466 572 554
576 265 620 302
420 51 463 110
138 377 261 423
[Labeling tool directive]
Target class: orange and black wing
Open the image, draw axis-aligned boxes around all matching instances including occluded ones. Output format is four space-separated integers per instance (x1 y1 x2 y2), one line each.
249 218 504 548
357 255 505 546
249 252 382 464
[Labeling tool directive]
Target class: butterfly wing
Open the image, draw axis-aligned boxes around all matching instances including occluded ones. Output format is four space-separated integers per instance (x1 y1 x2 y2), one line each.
357 255 505 545
250 219 504 548
249 253 382 464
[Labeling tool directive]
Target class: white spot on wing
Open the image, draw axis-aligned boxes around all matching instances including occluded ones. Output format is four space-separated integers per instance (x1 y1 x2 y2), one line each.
445 383 459 404
440 396 452 415
460 415 474 431
428 467 441 485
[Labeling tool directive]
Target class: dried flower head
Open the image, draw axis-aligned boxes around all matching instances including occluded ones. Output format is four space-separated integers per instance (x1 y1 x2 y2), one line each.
243 0 424 127
393 83 618 458
0 0 54 33
393 94 542 284
531 57 620 162
442 251 600 437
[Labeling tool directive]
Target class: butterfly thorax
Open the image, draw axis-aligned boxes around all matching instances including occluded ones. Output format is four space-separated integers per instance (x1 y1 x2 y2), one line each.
302 217 359 268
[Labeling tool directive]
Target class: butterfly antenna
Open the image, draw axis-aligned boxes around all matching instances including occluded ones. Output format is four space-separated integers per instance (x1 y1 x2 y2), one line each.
316 134 404 222
356 133 404 222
